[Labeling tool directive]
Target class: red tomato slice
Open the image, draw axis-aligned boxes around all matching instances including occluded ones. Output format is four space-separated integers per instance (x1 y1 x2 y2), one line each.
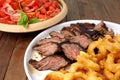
24 6 39 12
0 0 5 7
44 2 52 9
40 7 47 14
10 2 20 10
0 10 8 17
27 0 40 7
0 16 16 24
42 0 49 3
6 0 12 3
48 6 55 12
38 14 46 20
52 1 59 8
2 3 15 15
10 13 21 22
21 0 33 7
26 12 36 20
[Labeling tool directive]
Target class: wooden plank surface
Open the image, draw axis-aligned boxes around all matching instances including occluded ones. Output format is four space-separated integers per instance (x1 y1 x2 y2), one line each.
4 32 39 80
1 0 120 80
65 0 80 20
0 33 18 80
77 0 95 19
89 0 111 21
102 0 120 23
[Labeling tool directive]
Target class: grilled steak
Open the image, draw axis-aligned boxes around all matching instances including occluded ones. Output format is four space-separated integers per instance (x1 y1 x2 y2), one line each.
37 37 64 45
94 21 108 33
61 42 83 60
30 21 115 71
78 23 95 29
70 35 92 48
94 21 114 36
49 31 65 39
61 27 75 39
29 55 69 71
34 42 60 56
61 24 81 37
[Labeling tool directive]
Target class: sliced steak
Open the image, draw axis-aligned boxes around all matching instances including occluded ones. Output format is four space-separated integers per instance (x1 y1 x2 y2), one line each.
94 21 114 37
94 21 108 34
29 55 69 71
69 24 81 36
37 37 64 45
70 35 92 48
34 42 60 56
106 29 114 37
49 31 65 39
61 27 75 39
78 23 95 29
61 24 81 36
61 42 83 60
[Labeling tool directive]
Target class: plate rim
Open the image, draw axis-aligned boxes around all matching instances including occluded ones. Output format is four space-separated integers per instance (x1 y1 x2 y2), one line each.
24 19 120 80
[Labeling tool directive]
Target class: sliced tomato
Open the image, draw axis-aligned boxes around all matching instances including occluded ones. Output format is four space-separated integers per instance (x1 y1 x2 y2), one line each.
21 0 33 7
10 1 20 10
0 10 8 17
40 7 47 14
52 1 59 9
6 0 12 3
10 13 21 22
21 0 41 12
38 14 47 20
24 6 39 12
26 12 36 20
0 16 16 24
42 0 49 3
2 3 15 15
0 0 61 25
0 0 5 7
48 6 55 13
21 0 41 7
50 8 60 17
44 2 52 9
27 0 41 7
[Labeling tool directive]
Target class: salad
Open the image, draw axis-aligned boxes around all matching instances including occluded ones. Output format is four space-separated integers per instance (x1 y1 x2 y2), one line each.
0 0 61 28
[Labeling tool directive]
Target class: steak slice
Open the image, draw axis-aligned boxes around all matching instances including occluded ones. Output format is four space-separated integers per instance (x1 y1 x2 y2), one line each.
34 42 60 56
37 37 64 45
78 23 95 29
49 31 65 39
61 42 83 60
29 55 69 71
70 35 92 48
61 27 75 39
94 21 114 37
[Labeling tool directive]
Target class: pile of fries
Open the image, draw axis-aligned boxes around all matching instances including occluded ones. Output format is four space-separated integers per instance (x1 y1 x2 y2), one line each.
45 35 120 80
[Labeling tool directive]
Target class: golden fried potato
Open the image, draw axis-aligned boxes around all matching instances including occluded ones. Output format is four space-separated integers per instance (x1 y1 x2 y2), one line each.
45 72 64 80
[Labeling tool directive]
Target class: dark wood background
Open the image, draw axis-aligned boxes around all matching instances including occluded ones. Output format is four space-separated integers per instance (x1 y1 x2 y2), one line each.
0 0 120 80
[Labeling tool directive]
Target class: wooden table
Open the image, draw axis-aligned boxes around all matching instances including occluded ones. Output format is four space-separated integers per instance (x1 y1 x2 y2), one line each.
1 0 120 80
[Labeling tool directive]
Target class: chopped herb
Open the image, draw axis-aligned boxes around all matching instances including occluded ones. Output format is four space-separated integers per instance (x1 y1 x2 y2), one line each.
57 0 63 7
17 12 29 28
29 18 40 24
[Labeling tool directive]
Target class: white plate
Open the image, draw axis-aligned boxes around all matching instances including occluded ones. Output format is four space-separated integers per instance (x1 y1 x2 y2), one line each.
24 20 120 80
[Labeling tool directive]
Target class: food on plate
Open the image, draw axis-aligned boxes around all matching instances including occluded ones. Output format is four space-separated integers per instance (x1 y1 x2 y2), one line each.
29 21 114 71
0 0 61 27
45 34 120 80
34 42 60 56
29 55 69 71
45 71 64 80
61 42 83 60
